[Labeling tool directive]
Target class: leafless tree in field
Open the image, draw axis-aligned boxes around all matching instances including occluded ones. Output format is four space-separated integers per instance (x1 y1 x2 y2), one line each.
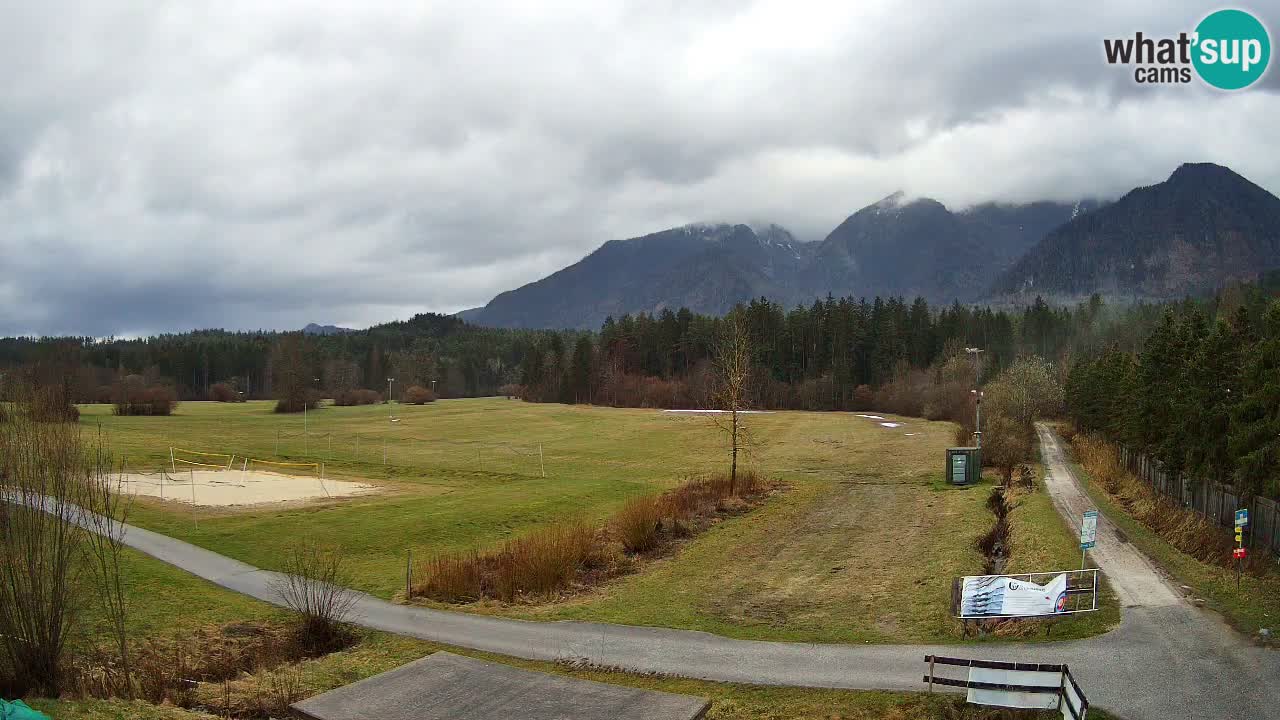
711 312 753 496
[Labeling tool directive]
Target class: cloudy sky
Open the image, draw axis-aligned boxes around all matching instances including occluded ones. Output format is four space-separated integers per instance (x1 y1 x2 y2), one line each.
2 1 1277 336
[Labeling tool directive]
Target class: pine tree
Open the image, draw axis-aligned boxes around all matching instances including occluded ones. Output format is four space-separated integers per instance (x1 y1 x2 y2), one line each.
1229 301 1280 498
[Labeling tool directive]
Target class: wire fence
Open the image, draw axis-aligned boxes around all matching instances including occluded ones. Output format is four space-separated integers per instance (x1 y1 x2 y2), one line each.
272 428 547 477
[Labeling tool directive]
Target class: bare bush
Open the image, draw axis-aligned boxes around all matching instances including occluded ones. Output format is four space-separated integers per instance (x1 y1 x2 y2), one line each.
418 550 485 602
269 539 358 655
493 521 598 601
614 496 664 553
0 385 120 696
333 388 381 406
403 385 437 404
112 376 177 416
208 383 242 402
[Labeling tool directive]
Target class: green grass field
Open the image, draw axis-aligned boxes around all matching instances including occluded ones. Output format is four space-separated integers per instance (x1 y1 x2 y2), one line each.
80 399 1113 643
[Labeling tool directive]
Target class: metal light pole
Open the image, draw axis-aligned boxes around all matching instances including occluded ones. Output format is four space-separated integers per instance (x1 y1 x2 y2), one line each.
387 377 395 421
304 377 320 432
431 379 437 394
965 347 984 448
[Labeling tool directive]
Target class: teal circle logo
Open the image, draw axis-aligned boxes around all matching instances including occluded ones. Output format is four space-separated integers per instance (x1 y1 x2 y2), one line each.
1192 9 1271 90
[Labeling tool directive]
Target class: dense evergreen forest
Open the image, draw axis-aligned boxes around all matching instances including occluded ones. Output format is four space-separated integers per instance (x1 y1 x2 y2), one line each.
0 291 1160 411
1067 277 1280 500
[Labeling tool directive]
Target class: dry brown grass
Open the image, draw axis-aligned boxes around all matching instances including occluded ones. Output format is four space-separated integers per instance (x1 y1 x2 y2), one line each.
416 521 610 603
614 495 664 553
68 621 304 710
419 550 485 602
414 471 774 605
1072 435 1236 566
494 521 603 601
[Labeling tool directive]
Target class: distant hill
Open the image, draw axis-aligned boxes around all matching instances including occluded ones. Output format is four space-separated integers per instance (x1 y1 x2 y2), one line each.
465 198 1087 329
301 323 356 336
993 163 1280 301
468 223 811 329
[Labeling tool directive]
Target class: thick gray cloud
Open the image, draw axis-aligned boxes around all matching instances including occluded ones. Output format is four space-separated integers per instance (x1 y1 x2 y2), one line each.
1 1 1277 336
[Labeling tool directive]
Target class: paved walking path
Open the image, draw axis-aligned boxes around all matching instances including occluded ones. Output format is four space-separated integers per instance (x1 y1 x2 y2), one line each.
62 425 1280 719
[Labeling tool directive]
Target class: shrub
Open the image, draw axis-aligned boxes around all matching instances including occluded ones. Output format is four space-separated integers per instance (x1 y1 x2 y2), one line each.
403 385 437 404
333 388 381 406
613 496 664 553
419 550 484 602
415 521 603 603
493 521 598 601
274 389 321 414
268 539 358 655
209 383 242 402
111 376 177 416
498 384 525 399
850 385 875 411
24 384 79 422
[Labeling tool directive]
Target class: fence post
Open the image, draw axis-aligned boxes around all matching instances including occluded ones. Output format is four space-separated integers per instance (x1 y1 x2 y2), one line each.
406 549 413 598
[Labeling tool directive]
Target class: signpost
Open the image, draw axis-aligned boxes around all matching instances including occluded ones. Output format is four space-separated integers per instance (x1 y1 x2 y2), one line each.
1234 508 1248 591
1079 510 1098 570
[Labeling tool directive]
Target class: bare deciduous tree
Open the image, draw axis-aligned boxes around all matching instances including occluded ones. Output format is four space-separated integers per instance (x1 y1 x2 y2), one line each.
711 313 753 495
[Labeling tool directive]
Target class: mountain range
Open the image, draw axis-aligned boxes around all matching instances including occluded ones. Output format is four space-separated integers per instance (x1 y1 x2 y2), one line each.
463 163 1280 329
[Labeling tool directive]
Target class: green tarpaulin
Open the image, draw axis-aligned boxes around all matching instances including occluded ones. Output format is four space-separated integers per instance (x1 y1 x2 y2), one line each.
1 700 49 720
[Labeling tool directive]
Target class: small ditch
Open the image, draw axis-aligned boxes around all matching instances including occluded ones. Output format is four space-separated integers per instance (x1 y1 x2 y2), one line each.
977 487 1011 575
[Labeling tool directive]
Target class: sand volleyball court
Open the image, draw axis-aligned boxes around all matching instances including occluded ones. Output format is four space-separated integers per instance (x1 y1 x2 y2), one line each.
119 468 377 507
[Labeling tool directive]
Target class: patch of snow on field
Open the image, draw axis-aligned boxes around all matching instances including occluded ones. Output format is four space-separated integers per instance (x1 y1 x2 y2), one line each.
855 414 886 420
880 422 902 428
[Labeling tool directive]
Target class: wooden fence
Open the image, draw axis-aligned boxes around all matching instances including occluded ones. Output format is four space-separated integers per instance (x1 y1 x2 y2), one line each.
1117 445 1280 558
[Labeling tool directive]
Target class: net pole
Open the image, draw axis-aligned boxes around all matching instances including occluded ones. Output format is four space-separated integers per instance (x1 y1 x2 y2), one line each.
275 429 280 456
170 447 177 474
226 454 235 471
539 443 545 477
190 468 198 527
355 433 360 459
328 434 332 458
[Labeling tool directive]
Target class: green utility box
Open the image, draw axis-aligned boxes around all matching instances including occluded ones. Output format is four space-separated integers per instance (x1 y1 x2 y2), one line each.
946 447 981 485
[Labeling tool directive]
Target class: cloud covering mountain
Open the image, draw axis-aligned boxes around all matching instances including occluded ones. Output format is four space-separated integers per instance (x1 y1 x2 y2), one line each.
2 2 1279 335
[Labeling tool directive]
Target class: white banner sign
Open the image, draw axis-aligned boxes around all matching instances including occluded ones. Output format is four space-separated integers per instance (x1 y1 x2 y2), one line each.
960 573 1068 617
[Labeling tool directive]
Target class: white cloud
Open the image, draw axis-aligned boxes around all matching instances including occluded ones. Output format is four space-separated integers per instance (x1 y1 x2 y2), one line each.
1 0 1276 334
